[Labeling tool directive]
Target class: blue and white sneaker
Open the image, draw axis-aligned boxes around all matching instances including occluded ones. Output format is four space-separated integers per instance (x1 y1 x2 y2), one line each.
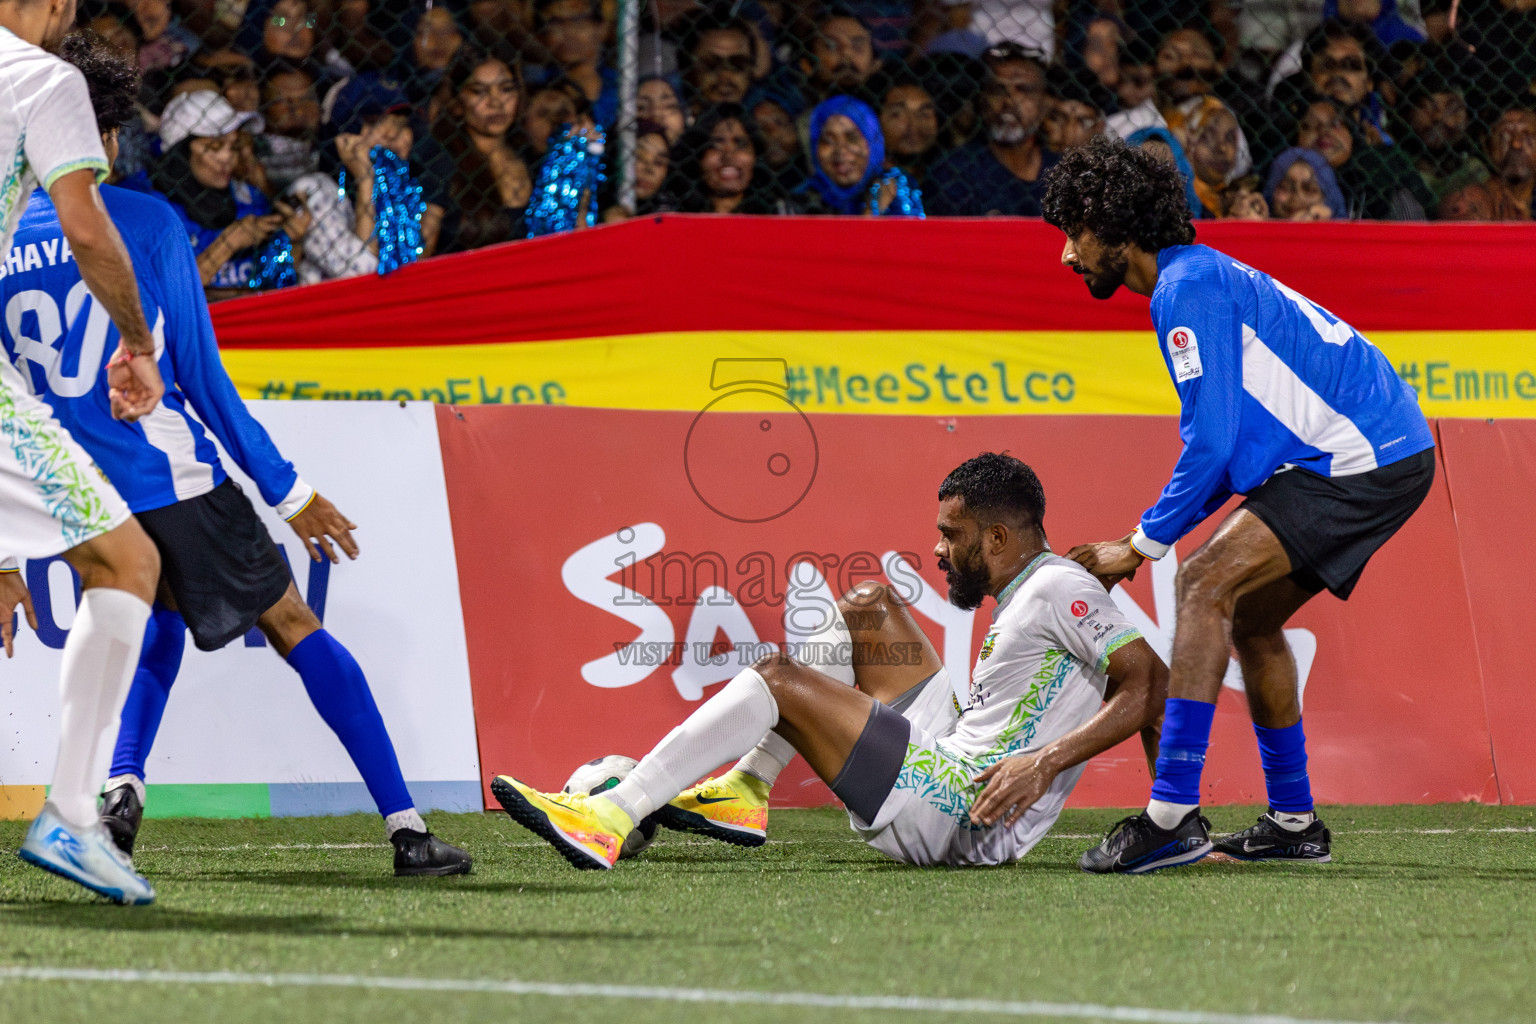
17 802 156 905
1079 808 1213 874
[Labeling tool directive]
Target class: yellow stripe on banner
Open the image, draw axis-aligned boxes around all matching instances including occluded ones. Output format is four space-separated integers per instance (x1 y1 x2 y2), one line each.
221 329 1536 418
0 785 46 821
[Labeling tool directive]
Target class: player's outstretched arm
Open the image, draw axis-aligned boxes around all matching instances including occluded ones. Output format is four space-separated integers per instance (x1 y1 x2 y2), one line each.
968 638 1168 827
288 494 359 564
48 170 163 420
0 568 39 659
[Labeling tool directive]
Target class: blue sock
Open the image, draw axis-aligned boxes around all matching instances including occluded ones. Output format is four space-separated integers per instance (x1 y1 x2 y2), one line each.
1149 697 1216 807
1254 720 1314 814
287 630 414 818
109 606 187 780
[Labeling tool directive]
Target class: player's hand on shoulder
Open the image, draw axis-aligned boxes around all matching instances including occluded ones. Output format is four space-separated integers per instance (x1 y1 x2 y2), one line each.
106 343 165 421
1066 534 1142 591
289 493 359 564
0 571 38 659
969 751 1061 828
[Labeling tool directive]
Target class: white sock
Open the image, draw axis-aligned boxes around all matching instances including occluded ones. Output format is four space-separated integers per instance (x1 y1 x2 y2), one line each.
1269 809 1316 831
50 588 149 830
604 667 778 826
105 773 146 806
734 730 795 786
1146 798 1197 831
385 808 427 838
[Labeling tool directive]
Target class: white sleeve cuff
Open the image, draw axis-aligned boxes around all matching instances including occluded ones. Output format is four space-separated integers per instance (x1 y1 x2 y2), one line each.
1130 526 1169 561
0 557 19 573
277 478 316 521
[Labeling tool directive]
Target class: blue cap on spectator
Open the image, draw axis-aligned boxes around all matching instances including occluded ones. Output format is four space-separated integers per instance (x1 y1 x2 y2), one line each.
326 73 412 136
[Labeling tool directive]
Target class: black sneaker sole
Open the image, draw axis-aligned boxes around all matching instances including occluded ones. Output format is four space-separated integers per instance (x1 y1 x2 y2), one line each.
1211 846 1332 865
394 858 474 877
490 777 611 871
1081 839 1214 875
654 805 767 848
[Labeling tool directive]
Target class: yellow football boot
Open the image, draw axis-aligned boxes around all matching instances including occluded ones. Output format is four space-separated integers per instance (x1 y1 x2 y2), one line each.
656 769 770 848
490 775 631 870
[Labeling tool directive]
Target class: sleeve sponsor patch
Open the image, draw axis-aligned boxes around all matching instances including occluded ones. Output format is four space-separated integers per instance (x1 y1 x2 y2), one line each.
1167 326 1202 382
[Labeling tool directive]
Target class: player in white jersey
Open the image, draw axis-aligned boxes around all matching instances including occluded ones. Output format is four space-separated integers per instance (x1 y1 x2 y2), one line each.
0 0 166 905
490 453 1168 870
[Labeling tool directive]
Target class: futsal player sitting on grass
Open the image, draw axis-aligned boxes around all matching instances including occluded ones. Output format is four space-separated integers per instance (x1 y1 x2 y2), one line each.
0 33 471 878
492 453 1169 870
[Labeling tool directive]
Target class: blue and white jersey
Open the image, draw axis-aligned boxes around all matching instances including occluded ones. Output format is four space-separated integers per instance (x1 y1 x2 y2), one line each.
0 185 312 516
1130 244 1434 559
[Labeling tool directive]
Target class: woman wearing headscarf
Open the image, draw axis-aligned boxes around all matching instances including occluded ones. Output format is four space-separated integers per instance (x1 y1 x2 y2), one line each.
1125 125 1204 217
1183 98 1254 219
1264 147 1349 220
798 95 885 215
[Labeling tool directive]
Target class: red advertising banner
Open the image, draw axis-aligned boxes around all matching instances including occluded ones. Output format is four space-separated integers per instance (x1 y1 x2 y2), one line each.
213 216 1536 347
440 405 1500 810
1438 419 1536 803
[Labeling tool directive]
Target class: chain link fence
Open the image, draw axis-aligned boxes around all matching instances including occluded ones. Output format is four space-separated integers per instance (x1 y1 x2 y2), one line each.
79 0 1536 298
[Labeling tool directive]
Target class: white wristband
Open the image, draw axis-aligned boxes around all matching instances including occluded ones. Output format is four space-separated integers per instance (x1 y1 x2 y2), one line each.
1129 526 1169 561
276 478 316 521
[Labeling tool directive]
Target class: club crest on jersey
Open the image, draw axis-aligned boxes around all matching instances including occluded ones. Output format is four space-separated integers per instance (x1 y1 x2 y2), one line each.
1167 327 1202 382
979 631 998 661
1071 600 1089 617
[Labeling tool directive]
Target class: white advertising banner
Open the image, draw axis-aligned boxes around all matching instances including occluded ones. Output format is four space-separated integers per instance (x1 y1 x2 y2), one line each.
0 401 482 818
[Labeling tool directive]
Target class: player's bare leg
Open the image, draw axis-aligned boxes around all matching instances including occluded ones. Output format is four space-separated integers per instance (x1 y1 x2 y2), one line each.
1231 577 1315 732
652 580 944 847
838 581 945 702
1213 576 1332 862
491 582 945 868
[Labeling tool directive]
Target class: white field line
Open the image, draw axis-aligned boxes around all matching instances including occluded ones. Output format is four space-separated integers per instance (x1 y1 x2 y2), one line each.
0 965 1436 1024
2 826 1532 857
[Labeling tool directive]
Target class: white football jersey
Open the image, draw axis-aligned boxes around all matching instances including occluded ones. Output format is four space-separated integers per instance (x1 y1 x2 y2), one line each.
946 552 1143 763
0 27 109 258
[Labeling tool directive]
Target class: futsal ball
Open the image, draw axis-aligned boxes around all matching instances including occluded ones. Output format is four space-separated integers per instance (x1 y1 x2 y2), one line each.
563 755 657 859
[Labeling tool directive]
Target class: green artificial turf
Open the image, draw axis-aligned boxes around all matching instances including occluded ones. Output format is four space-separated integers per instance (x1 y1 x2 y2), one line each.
1 804 1534 1024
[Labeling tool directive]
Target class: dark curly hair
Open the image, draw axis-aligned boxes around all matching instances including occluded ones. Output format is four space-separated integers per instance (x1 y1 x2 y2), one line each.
1041 134 1195 251
59 30 140 133
938 453 1046 534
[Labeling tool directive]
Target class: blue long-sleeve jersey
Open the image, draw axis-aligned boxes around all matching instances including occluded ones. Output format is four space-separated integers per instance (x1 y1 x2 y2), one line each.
0 186 312 517
1129 244 1434 559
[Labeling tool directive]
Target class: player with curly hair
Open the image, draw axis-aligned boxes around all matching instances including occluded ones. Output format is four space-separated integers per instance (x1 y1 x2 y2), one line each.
1041 135 1437 873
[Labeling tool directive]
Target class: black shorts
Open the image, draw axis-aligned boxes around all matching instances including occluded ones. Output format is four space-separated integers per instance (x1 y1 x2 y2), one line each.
1241 448 1436 600
135 478 293 651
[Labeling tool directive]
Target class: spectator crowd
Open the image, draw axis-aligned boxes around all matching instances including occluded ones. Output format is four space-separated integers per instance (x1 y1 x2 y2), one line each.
68 0 1536 297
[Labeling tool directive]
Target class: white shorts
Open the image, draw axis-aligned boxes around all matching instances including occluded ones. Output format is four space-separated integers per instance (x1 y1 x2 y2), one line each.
848 668 1084 867
0 359 131 563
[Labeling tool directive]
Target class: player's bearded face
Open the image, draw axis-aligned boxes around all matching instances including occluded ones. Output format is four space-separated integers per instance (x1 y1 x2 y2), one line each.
939 538 990 611
1072 237 1130 299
